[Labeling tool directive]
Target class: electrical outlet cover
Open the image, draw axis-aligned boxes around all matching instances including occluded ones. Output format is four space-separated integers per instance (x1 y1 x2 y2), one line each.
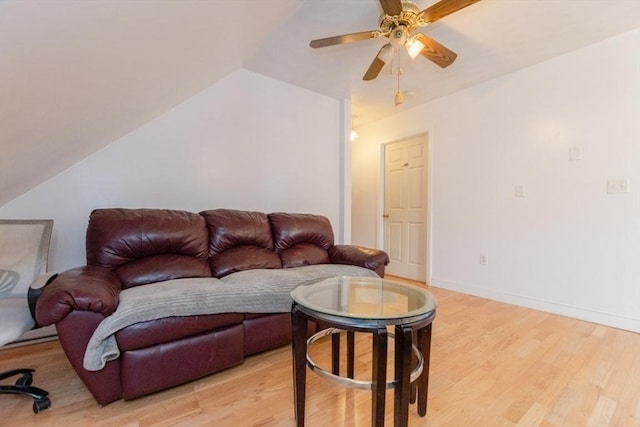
607 179 630 194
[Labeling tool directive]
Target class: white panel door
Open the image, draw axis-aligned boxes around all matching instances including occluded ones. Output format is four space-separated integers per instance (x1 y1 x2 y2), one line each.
383 135 427 280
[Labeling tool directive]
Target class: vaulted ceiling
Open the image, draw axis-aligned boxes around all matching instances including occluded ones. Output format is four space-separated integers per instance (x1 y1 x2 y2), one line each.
1 0 639 206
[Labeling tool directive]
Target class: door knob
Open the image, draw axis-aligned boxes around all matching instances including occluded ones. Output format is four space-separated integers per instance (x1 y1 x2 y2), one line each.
382 214 389 218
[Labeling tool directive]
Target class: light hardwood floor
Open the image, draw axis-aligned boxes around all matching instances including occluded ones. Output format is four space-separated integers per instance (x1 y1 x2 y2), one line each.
1 279 639 426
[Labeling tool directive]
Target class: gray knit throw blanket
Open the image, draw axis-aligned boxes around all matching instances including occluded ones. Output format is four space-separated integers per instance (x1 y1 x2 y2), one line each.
83 264 378 371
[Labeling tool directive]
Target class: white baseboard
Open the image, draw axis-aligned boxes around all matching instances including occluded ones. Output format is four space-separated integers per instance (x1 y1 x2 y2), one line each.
2 324 58 349
430 277 640 333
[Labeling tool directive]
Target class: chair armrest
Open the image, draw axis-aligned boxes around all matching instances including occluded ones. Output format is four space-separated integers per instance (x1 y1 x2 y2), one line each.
28 272 59 320
31 271 58 290
35 266 122 326
328 245 390 272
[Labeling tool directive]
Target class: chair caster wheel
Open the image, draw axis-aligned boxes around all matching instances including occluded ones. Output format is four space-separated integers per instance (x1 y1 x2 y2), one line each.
33 397 51 413
16 373 33 387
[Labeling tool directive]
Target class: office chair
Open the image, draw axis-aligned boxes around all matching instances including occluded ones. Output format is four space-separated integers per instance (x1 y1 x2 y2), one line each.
0 219 55 413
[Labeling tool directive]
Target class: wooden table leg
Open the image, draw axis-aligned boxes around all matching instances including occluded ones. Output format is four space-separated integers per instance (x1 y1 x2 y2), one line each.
347 331 355 379
394 325 413 427
291 305 308 427
332 332 341 375
410 330 417 405
371 327 388 427
417 323 432 417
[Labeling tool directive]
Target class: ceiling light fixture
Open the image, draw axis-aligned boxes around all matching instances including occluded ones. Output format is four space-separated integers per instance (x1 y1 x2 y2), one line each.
405 36 425 60
377 44 394 63
376 30 424 107
309 0 480 107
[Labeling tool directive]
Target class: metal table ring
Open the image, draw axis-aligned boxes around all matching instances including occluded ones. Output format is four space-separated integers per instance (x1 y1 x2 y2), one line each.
305 327 424 391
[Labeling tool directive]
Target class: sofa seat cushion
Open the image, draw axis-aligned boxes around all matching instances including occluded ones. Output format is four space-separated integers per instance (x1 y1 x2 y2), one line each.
84 265 379 371
220 264 379 291
244 313 268 320
116 313 243 352
84 274 300 371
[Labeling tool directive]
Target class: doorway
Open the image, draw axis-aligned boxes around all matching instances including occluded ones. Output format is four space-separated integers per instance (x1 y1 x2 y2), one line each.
381 134 429 281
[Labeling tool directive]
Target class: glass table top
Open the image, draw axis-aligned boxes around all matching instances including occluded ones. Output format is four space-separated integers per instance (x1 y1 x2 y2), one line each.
291 276 437 320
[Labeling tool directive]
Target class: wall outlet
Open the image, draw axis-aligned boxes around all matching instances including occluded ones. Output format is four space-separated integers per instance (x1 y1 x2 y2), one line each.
607 179 629 194
479 253 489 265
515 184 526 198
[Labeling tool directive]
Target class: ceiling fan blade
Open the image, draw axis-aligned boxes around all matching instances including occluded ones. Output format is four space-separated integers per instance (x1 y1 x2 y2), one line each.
379 0 403 16
418 0 481 24
363 44 392 81
310 31 377 48
415 33 457 68
363 57 386 81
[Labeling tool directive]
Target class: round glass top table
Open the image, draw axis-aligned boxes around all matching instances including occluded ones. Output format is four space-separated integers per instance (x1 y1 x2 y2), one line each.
290 276 437 427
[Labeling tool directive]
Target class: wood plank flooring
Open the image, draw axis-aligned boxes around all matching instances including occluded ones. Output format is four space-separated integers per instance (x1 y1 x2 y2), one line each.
1 279 638 426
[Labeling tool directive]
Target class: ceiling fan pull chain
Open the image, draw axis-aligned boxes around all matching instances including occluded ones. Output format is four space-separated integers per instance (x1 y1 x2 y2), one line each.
395 47 404 107
389 46 396 75
394 67 404 107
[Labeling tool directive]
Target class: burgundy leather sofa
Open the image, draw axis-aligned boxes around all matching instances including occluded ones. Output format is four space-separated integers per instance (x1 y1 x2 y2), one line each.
35 208 389 405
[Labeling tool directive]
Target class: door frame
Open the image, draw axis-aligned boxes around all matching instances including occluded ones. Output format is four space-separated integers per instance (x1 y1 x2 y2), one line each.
377 132 434 283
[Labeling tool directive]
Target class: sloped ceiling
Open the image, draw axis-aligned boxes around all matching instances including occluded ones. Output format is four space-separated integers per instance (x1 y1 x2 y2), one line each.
0 0 296 205
1 0 639 206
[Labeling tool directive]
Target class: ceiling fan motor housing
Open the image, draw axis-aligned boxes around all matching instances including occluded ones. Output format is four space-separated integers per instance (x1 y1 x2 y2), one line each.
379 1 422 36
390 26 408 46
400 1 421 14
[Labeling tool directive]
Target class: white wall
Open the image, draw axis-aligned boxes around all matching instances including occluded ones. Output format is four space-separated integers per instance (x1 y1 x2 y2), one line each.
1 69 344 272
352 29 640 332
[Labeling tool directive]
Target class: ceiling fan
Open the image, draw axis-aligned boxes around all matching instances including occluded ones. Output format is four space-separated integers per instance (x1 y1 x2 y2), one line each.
310 0 481 82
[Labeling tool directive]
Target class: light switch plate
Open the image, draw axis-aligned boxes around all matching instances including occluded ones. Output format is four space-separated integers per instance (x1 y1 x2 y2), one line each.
569 147 582 161
515 184 526 197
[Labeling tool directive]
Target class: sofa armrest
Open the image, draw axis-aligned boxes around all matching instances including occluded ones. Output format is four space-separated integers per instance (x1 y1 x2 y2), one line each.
328 245 390 274
35 266 122 326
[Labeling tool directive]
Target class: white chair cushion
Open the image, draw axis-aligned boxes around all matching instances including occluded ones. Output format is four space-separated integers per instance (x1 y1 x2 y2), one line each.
0 298 35 346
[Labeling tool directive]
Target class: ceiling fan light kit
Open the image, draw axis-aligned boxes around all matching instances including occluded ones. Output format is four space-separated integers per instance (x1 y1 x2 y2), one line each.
378 44 395 63
406 36 426 59
310 0 481 105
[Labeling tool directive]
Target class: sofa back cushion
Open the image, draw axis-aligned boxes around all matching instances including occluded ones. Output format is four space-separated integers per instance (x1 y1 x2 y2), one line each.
201 209 282 278
268 213 334 268
86 209 211 289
